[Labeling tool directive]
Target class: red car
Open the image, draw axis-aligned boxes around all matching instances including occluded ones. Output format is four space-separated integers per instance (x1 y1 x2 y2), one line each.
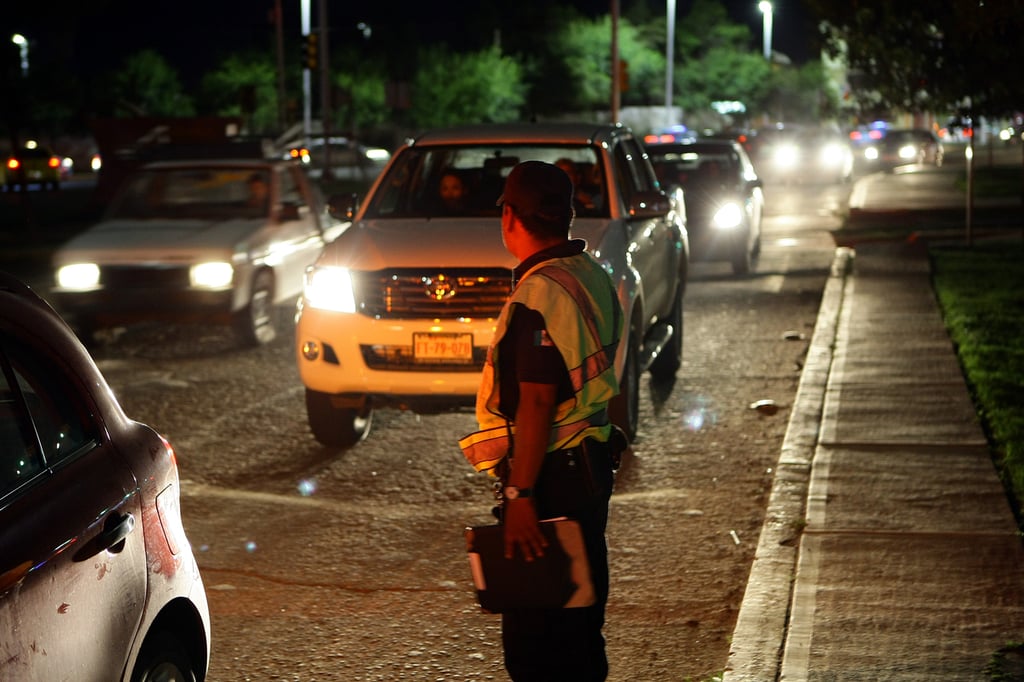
0 271 211 680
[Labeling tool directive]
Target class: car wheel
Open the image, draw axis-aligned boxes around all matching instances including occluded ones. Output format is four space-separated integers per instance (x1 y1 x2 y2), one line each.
608 330 639 442
306 388 373 448
130 630 197 682
234 269 276 345
648 280 683 380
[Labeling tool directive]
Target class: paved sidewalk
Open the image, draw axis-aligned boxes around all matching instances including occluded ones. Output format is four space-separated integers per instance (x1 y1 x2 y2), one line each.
724 241 1024 680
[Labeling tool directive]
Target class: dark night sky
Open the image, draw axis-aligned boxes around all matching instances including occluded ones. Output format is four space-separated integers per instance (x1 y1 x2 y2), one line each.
8 0 814 87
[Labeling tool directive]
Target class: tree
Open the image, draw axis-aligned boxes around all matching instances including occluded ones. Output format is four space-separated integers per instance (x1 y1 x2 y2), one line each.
112 50 195 117
329 47 390 136
671 0 773 125
200 53 279 134
409 46 526 129
549 14 666 111
805 0 1024 119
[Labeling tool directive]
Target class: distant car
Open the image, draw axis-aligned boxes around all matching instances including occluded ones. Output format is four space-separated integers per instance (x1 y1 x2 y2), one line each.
752 127 853 184
295 122 689 446
0 271 211 681
5 144 62 191
285 136 390 181
862 128 944 168
51 157 347 345
646 139 764 275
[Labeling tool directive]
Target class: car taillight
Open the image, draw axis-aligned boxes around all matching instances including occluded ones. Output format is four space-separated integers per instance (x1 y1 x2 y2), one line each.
6 158 19 171
48 156 61 169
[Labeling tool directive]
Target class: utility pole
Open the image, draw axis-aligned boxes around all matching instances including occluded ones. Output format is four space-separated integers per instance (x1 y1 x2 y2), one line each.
274 0 286 130
319 0 331 178
301 0 312 147
611 0 620 124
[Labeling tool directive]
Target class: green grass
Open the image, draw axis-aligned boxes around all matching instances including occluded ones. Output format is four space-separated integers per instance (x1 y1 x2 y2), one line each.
931 240 1024 526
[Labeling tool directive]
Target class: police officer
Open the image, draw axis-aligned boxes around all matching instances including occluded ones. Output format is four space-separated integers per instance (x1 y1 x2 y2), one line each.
460 160 624 681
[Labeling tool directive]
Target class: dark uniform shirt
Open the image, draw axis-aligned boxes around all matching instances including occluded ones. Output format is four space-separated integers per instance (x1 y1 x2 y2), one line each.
497 239 587 417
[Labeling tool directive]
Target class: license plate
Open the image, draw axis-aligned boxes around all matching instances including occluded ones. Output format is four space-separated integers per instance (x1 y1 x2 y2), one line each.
413 332 473 362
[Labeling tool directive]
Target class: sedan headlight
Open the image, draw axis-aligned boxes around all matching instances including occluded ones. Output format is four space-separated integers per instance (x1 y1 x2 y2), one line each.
304 266 356 313
56 263 100 290
864 146 879 161
819 143 845 166
712 202 744 230
771 143 799 168
898 144 918 160
190 262 234 289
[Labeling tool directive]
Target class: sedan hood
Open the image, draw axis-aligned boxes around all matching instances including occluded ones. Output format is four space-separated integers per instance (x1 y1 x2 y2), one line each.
53 218 261 264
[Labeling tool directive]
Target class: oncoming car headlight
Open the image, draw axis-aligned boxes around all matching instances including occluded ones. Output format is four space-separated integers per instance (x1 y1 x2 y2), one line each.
712 202 744 230
771 143 799 168
864 146 879 161
57 263 100 290
819 143 845 166
190 262 234 289
898 144 918 160
305 266 356 313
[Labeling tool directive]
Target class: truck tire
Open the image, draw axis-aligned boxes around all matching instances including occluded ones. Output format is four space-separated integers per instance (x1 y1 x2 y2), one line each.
305 388 373 448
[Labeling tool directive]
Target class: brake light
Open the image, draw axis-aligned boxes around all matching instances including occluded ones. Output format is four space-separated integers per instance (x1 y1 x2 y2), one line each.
48 156 60 169
6 158 19 171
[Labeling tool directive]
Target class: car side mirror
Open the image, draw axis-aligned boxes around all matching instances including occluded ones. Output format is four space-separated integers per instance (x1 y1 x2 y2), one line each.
328 193 358 221
628 190 670 219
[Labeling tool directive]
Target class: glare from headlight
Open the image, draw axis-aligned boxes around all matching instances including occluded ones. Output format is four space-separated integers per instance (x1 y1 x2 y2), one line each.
898 144 918 160
57 263 100 290
864 147 879 161
712 202 744 229
772 143 799 168
819 143 844 166
190 262 234 289
366 148 390 162
305 266 356 313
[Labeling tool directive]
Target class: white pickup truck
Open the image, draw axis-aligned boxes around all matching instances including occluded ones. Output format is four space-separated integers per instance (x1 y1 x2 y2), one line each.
295 122 689 447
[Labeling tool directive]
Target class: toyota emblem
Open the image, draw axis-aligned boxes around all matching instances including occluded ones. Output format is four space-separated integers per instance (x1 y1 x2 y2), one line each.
424 274 457 301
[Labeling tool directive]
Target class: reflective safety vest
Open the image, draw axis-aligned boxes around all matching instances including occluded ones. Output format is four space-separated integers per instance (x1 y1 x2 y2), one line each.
458 251 622 474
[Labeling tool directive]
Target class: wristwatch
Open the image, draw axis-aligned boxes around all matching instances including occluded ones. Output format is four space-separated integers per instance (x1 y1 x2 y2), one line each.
503 485 533 500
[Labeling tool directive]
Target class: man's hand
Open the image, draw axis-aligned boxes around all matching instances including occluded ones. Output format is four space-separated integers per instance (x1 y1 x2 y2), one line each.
503 499 548 561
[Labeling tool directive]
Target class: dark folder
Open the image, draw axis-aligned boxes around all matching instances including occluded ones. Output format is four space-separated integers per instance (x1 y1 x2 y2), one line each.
465 517 595 613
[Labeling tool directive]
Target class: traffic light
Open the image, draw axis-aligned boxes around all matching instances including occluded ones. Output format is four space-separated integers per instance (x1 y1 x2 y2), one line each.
303 33 318 70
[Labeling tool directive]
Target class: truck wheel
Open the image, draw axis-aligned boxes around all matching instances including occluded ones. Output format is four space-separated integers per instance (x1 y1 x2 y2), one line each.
234 269 276 345
305 388 373 448
609 334 639 442
649 282 683 380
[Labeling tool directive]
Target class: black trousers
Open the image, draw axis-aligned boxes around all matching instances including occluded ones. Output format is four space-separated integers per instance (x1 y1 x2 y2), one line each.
501 440 615 682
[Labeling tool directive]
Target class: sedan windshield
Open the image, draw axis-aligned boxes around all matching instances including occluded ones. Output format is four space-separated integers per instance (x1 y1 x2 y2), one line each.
107 168 270 220
363 144 608 219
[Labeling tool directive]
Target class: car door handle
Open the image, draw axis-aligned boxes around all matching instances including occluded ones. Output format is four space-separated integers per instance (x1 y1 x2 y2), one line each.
95 512 135 552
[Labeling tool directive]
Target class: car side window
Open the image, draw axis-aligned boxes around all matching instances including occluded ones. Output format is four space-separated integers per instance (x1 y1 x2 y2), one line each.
613 138 659 208
0 338 94 498
280 167 305 207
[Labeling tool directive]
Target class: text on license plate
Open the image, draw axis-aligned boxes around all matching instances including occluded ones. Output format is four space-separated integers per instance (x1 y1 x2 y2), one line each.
413 333 474 362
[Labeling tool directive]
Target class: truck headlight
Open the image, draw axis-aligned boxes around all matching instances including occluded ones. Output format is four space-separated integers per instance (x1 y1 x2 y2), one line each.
305 266 356 313
56 263 100 290
190 262 234 289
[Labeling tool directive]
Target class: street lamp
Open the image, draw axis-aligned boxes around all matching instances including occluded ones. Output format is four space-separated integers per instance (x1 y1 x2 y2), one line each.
758 1 773 62
11 33 28 77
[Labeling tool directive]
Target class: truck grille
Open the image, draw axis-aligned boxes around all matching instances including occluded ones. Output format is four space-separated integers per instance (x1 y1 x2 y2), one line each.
355 268 512 319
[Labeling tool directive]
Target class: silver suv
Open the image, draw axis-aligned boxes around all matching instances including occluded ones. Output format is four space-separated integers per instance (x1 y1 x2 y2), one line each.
295 123 688 446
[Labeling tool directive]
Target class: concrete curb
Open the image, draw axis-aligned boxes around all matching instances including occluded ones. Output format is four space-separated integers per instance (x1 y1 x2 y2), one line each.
721 247 854 681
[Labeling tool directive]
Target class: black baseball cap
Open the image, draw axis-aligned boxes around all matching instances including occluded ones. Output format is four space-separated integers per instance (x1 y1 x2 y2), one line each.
496 160 574 219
